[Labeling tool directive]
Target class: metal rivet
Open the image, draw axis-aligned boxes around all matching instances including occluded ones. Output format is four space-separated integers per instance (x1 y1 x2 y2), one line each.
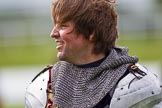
117 97 120 100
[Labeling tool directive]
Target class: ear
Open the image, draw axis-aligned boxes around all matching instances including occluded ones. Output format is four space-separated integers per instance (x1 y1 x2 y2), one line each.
89 32 94 42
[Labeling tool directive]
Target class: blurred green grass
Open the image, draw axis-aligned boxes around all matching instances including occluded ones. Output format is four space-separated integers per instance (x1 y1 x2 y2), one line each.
0 37 162 67
0 44 58 67
0 38 58 67
3 104 24 108
117 38 162 61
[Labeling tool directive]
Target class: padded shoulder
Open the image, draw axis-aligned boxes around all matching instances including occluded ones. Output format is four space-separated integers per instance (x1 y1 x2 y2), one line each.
25 65 53 108
110 63 162 108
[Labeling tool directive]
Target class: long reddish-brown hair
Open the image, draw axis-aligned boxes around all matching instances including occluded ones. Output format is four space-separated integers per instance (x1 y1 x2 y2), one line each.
51 0 118 55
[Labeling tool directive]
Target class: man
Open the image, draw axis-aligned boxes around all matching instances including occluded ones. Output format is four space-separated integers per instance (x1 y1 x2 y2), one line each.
25 0 162 108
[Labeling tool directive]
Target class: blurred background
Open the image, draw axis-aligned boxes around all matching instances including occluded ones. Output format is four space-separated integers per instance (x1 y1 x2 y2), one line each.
0 0 162 108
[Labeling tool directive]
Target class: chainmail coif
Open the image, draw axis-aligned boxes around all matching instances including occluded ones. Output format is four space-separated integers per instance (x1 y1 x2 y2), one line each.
51 46 138 108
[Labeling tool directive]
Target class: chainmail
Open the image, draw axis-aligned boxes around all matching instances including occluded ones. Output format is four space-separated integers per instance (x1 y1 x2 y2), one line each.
51 46 138 108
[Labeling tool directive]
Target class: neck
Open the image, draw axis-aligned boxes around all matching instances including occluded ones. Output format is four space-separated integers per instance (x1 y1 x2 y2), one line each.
71 53 106 65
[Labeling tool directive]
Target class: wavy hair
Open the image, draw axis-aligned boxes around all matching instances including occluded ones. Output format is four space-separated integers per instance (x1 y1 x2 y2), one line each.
51 0 118 55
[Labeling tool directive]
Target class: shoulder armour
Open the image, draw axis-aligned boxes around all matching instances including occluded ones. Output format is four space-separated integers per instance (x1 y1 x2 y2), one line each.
110 63 162 108
25 65 53 108
31 65 53 82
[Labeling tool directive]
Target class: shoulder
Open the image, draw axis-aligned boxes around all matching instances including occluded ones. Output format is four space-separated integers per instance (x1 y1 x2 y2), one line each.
110 63 162 108
25 65 53 108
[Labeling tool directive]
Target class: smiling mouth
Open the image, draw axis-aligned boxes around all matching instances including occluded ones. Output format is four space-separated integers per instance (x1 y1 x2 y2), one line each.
55 40 64 51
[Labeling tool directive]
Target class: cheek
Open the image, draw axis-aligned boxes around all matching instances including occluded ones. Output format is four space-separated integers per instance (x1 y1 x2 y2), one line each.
60 31 75 42
59 31 70 42
59 30 66 36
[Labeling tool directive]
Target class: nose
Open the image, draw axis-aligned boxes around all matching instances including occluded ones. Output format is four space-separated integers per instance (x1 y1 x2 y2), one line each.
50 27 59 38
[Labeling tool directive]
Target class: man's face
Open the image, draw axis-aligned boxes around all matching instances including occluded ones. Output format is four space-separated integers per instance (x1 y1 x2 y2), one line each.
50 21 92 64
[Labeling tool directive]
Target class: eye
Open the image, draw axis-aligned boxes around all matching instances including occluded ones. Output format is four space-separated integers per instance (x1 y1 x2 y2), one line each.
60 24 67 30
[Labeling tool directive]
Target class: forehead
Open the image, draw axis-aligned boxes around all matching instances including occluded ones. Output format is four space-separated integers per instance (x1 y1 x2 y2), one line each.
51 9 66 25
52 16 74 26
51 0 76 25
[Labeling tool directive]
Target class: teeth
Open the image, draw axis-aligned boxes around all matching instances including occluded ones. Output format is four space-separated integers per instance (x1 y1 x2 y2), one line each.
57 42 63 46
55 40 64 51
55 39 64 44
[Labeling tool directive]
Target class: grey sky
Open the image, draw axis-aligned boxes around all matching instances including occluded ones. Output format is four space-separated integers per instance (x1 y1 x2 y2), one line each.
0 0 153 11
0 0 51 10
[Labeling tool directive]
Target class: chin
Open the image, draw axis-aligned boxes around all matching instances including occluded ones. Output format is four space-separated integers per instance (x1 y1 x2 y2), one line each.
57 52 65 61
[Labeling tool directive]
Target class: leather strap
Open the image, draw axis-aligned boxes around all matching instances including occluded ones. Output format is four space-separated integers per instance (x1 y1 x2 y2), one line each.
45 67 57 108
